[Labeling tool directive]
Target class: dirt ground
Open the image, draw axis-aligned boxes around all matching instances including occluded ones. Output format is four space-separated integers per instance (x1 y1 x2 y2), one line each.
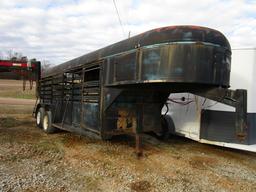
0 80 256 192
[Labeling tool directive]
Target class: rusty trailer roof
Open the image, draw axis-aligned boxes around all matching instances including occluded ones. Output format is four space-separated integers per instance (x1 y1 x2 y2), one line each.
43 25 230 77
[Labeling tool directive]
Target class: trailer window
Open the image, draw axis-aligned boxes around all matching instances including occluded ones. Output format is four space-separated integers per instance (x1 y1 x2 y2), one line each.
84 68 99 82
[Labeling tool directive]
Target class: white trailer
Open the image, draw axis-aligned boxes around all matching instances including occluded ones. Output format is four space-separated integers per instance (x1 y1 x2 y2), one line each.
164 48 256 152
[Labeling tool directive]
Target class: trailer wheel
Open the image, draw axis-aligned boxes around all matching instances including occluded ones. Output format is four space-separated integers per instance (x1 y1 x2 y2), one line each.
157 115 175 140
36 107 45 128
42 110 57 133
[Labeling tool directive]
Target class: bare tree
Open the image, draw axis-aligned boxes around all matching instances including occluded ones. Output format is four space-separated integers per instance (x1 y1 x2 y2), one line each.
5 50 25 61
41 60 52 73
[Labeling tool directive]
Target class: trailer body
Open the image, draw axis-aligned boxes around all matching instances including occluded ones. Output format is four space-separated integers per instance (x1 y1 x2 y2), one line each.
35 26 247 152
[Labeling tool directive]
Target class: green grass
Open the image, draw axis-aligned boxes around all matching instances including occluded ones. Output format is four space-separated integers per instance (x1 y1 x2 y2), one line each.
0 117 20 128
33 140 63 154
0 105 34 114
0 88 35 99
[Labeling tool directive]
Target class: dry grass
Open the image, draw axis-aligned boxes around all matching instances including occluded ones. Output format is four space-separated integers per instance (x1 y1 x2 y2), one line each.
0 105 34 114
0 116 19 128
0 80 36 99
0 86 35 99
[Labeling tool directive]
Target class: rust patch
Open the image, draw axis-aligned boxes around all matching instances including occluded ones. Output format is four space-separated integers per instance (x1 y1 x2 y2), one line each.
117 108 136 131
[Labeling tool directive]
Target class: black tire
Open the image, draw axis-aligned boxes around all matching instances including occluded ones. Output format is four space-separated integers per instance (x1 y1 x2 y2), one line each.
156 115 175 140
42 110 57 133
36 107 45 129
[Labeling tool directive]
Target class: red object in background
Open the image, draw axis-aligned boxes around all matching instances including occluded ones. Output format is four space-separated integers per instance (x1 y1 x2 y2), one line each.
0 60 36 69
0 59 41 91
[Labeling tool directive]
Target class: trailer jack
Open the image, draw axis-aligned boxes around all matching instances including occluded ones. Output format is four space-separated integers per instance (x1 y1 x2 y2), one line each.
135 133 143 158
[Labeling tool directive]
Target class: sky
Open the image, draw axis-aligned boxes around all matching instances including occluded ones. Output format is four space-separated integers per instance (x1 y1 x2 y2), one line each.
0 0 255 65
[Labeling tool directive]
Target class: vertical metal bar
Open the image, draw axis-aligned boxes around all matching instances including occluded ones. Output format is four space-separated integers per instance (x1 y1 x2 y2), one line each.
61 74 65 121
53 100 59 123
99 62 104 137
137 48 142 81
62 98 69 127
51 77 53 104
35 61 41 98
80 68 85 128
23 72 26 91
235 89 247 142
71 73 74 124
113 58 117 83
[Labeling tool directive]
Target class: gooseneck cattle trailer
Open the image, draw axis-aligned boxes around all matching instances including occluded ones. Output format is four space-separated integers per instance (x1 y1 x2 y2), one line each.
34 25 248 155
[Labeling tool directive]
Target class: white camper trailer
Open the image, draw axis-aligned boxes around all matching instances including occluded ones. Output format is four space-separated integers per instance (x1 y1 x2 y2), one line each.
165 48 256 152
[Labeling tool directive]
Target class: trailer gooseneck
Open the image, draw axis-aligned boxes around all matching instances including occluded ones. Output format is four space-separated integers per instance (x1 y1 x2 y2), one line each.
34 25 248 155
